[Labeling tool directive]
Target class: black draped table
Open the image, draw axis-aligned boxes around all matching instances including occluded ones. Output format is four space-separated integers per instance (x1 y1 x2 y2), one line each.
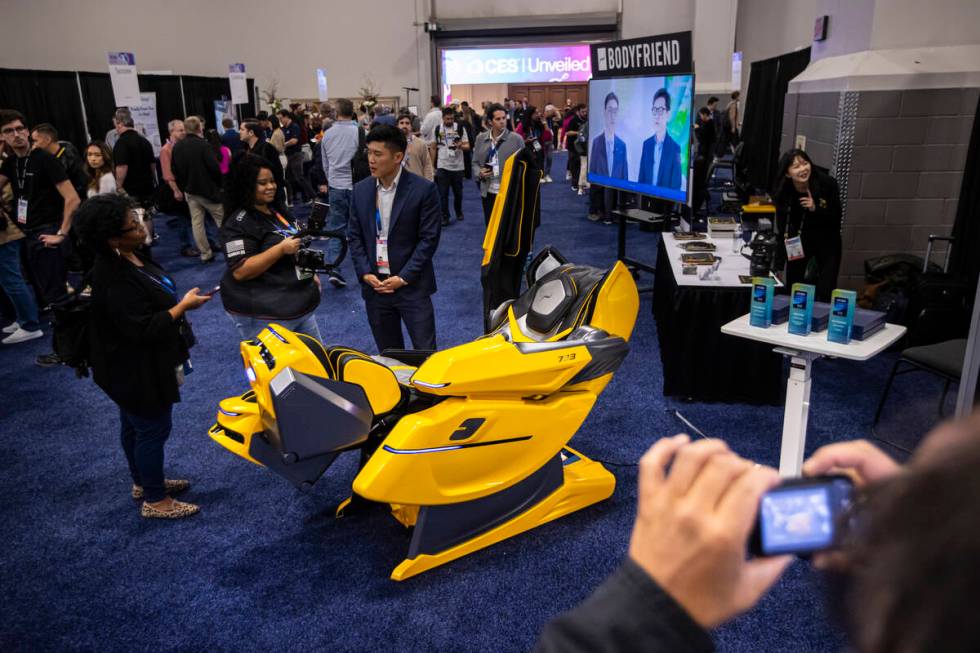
652 234 782 404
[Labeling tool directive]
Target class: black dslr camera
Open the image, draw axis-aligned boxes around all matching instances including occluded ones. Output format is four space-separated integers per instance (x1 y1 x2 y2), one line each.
294 201 348 272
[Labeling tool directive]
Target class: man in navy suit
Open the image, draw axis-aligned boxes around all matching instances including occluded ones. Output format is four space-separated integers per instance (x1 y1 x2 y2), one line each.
348 124 442 352
637 88 683 190
588 92 629 180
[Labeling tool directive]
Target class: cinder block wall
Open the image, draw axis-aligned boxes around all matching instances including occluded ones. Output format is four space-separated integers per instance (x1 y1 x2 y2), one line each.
782 87 977 290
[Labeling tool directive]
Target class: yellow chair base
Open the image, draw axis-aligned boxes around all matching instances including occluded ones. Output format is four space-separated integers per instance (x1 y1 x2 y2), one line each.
389 447 614 581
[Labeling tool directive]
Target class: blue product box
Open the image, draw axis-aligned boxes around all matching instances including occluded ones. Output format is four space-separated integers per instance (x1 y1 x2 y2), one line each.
788 283 816 336
771 295 790 325
853 307 887 341
827 289 857 344
750 277 776 328
811 302 830 332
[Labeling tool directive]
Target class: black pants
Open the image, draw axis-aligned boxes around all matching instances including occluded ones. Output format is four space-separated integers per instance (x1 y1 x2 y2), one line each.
286 151 316 202
364 287 436 353
568 148 582 187
21 225 69 308
436 168 464 222
119 404 172 503
589 186 618 218
786 242 842 302
482 193 497 226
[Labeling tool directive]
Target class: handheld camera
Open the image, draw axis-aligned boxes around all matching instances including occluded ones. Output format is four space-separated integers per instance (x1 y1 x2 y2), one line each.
750 475 855 557
294 201 348 272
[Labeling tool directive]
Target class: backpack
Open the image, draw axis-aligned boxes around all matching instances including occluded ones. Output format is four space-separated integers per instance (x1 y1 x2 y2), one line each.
350 125 370 183
51 275 93 377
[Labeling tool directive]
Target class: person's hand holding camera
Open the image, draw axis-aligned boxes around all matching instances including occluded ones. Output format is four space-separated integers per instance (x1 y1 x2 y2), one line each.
629 435 792 628
279 236 302 256
803 440 899 488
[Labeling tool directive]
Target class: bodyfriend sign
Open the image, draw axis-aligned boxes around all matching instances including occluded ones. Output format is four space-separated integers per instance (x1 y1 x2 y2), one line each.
441 45 592 85
590 32 693 78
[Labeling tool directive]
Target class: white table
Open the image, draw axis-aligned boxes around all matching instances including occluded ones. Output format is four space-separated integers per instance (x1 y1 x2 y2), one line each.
662 232 774 288
721 314 907 476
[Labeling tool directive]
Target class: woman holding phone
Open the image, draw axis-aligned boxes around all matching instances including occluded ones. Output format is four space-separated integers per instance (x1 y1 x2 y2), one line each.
75 194 210 519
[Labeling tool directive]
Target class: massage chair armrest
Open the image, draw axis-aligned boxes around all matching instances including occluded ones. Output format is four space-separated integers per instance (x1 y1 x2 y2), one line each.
380 349 437 367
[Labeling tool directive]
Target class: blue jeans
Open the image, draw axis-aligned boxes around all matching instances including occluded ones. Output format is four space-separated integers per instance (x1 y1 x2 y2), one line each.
119 404 173 503
0 240 41 332
326 188 351 263
227 309 323 342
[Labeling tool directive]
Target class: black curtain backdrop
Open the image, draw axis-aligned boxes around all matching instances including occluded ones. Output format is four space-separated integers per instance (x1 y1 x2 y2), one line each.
77 72 116 145
181 75 256 128
5 68 255 152
741 47 812 192
0 69 89 150
950 91 980 294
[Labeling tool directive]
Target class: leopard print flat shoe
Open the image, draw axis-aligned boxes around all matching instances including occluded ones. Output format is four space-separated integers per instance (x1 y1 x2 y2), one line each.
140 499 200 519
131 479 191 500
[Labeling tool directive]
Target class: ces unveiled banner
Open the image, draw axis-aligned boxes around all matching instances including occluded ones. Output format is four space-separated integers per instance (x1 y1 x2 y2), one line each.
442 45 592 85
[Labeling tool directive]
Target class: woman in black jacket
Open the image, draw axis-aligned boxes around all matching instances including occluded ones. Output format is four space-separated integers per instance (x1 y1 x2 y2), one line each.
219 153 321 341
772 149 843 301
76 194 211 519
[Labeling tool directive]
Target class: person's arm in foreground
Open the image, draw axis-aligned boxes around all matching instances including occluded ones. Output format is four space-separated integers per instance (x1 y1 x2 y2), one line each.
535 436 791 653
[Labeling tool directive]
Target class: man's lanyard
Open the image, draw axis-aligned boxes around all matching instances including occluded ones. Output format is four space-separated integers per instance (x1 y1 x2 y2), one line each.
15 155 28 191
488 131 505 163
136 266 178 297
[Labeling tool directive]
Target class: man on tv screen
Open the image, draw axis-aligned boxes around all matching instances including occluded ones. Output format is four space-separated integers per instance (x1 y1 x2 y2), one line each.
589 92 628 180
638 88 682 190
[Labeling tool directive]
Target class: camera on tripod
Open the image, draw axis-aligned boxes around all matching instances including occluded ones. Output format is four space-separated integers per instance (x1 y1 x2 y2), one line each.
294 201 348 272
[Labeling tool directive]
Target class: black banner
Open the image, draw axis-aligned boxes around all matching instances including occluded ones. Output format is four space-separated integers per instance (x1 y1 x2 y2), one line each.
590 31 693 78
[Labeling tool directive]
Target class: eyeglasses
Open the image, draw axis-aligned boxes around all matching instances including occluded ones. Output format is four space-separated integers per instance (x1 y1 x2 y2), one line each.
1 125 28 136
604 107 619 116
651 106 668 116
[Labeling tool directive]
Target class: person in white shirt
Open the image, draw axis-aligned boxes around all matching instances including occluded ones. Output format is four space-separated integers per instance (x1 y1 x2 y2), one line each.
83 141 117 198
420 95 444 145
429 107 469 226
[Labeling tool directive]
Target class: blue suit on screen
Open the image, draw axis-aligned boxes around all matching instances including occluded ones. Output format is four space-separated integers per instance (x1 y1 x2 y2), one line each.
637 132 683 190
589 133 629 180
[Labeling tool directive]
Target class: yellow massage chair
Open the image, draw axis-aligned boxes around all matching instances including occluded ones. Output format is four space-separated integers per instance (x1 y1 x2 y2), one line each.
210 246 638 581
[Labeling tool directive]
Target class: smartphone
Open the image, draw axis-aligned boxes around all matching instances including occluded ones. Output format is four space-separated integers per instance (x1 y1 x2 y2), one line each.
202 285 221 297
749 475 854 557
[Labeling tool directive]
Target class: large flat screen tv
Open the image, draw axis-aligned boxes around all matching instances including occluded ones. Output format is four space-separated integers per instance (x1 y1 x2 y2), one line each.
587 74 693 203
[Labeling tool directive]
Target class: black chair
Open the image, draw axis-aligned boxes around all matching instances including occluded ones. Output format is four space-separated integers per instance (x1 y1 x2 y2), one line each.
872 338 967 450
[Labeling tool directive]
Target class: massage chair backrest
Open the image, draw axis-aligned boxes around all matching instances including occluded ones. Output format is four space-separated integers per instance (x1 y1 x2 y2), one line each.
489 258 639 343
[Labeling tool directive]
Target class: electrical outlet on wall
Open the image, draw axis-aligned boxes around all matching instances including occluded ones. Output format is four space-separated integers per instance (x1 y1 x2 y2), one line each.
795 134 807 149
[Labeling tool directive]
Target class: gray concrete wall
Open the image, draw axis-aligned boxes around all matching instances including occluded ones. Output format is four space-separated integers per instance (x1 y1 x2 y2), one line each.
782 91 839 170
841 88 977 289
783 87 976 290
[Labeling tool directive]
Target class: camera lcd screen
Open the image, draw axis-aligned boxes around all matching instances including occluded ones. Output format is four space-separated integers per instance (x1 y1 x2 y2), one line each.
759 486 834 555
792 290 808 310
832 297 849 317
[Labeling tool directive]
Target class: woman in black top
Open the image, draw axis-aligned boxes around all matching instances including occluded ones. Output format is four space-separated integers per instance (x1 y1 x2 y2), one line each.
772 149 843 301
220 153 322 341
75 194 211 519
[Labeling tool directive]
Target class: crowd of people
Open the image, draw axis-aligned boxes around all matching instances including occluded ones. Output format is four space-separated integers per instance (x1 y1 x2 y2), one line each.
2 84 978 652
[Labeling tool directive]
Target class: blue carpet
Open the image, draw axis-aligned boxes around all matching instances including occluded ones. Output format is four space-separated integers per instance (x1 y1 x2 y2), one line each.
0 152 938 652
